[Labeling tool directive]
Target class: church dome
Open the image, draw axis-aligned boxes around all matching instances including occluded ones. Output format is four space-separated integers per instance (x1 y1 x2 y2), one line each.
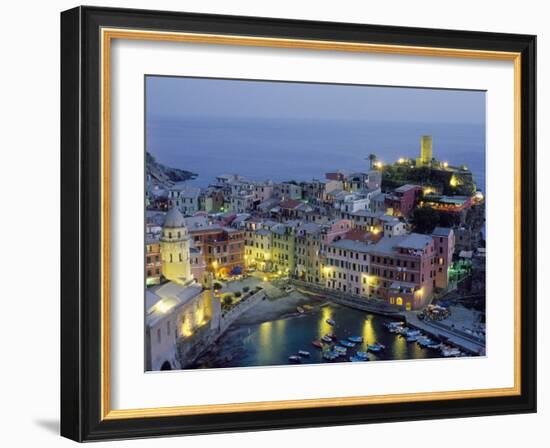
163 207 186 228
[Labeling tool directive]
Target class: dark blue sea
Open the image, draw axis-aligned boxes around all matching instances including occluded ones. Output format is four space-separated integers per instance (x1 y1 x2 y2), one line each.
147 117 486 193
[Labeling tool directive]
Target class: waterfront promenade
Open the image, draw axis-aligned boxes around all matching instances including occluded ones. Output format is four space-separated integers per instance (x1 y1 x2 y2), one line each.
402 310 486 355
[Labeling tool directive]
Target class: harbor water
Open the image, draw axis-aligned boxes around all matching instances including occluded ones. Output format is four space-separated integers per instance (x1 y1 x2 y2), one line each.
193 303 445 369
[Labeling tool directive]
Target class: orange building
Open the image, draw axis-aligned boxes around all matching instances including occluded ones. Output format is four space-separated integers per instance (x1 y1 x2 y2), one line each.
189 226 245 277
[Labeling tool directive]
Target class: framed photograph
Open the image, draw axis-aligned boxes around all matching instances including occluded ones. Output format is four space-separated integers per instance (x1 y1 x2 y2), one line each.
60 6 537 441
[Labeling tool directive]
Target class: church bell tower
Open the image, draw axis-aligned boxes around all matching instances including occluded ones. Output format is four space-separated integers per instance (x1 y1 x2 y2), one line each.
160 207 193 284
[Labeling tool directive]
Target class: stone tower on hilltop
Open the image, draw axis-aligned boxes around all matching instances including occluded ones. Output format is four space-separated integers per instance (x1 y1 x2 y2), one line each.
160 207 193 285
417 135 433 167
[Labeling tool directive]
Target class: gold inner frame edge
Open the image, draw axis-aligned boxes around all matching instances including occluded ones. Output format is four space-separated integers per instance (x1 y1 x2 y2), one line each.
100 27 522 421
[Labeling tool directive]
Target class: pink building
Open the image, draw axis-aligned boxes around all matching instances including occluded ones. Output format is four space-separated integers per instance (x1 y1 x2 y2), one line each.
189 244 207 281
253 182 274 202
385 184 422 217
367 233 436 310
432 227 455 289
322 219 353 245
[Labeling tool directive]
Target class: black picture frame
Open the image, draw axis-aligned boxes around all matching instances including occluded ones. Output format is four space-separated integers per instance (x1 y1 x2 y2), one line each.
61 5 536 442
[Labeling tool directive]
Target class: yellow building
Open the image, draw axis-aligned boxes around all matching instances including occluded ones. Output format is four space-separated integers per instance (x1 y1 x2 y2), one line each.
245 228 272 270
160 207 193 284
416 135 433 167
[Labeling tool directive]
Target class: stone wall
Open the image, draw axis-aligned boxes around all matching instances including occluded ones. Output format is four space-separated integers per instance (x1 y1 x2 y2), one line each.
175 288 265 368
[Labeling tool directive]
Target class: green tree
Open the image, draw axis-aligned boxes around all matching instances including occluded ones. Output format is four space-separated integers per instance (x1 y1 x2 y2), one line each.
411 207 440 234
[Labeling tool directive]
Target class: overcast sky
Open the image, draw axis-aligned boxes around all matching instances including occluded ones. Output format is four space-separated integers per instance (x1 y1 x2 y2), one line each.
146 76 485 124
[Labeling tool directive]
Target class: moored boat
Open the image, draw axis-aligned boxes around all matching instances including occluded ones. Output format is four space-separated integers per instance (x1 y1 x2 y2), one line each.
298 350 311 357
323 350 338 361
417 337 434 347
355 351 369 360
296 306 305 314
340 340 356 348
334 345 348 355
321 335 332 343
288 355 301 363
326 318 335 326
349 355 368 362
367 342 385 352
348 336 363 343
312 340 323 348
441 347 461 357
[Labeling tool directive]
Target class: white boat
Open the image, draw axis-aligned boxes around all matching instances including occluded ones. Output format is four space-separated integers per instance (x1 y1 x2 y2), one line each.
367 343 385 352
288 355 301 363
321 335 332 343
348 336 363 343
334 345 348 355
326 318 335 326
298 350 311 357
442 347 461 357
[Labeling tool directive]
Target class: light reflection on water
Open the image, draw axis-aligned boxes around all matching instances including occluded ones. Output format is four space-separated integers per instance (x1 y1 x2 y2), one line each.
196 304 446 369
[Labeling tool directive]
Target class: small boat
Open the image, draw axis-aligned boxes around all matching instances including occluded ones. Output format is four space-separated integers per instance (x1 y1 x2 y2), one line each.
298 350 311 357
296 306 305 314
334 345 348 355
406 329 421 337
355 351 369 360
321 335 332 343
406 335 418 342
326 318 335 326
385 322 402 332
348 336 363 343
417 338 434 348
288 355 301 363
442 347 461 357
349 356 368 362
367 343 385 352
323 350 338 361
311 340 323 348
340 340 356 348
441 345 462 358
428 343 442 350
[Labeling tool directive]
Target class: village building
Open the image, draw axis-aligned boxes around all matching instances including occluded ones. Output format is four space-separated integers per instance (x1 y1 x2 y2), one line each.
274 181 302 200
322 239 371 296
271 223 296 274
168 183 201 216
432 226 456 289
367 233 436 310
145 236 162 286
385 184 423 217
